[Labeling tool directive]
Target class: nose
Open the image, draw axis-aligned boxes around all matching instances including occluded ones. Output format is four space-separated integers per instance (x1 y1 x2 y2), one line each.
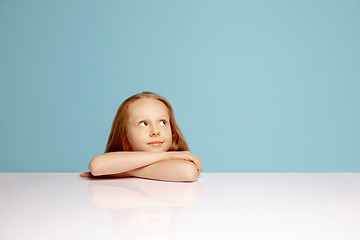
150 126 160 137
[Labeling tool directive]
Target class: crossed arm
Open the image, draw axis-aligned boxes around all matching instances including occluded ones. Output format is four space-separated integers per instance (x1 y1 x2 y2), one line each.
80 151 202 182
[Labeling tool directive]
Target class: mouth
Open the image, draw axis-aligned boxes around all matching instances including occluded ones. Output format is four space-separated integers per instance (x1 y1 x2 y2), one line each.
147 141 164 146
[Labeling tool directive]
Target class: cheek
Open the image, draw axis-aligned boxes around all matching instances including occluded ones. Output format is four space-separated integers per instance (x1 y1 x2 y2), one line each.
127 134 141 151
127 128 147 146
126 129 140 145
127 136 132 145
126 130 133 144
166 128 173 145
165 126 172 138
165 140 172 151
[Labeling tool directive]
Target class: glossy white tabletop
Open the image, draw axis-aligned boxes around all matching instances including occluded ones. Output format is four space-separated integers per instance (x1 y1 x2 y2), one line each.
1 173 359 240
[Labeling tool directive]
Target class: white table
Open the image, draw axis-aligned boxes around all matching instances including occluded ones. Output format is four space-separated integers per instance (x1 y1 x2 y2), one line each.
1 173 359 240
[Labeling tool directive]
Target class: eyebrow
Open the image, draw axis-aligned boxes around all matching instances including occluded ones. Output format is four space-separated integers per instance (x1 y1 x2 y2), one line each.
134 115 169 121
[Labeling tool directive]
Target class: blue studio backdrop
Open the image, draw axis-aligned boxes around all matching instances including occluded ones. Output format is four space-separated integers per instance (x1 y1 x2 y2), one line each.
0 0 359 172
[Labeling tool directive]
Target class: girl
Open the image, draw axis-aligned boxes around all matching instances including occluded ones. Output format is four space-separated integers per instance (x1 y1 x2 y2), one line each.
80 91 202 182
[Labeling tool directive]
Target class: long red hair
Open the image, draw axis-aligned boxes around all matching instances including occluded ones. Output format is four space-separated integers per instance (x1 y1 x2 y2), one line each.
105 91 189 153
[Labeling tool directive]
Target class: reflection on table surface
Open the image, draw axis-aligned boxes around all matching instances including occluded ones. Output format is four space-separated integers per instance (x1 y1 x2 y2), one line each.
0 173 359 240
88 178 201 240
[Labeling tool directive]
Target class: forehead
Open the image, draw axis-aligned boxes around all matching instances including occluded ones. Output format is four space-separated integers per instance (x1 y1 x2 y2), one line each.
127 98 169 120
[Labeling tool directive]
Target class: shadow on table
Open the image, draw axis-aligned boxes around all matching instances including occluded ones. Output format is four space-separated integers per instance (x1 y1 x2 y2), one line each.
88 178 201 240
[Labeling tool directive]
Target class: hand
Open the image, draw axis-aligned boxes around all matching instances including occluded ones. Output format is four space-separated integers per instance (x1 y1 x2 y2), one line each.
80 172 94 178
80 171 131 178
166 151 202 175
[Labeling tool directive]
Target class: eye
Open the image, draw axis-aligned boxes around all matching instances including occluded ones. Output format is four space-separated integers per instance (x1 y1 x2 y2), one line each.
139 122 148 127
160 120 166 126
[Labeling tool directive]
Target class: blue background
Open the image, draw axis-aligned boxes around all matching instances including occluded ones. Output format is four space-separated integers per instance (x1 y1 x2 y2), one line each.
1 0 359 172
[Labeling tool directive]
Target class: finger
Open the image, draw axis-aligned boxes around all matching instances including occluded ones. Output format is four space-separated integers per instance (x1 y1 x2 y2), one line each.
80 172 93 178
188 159 200 172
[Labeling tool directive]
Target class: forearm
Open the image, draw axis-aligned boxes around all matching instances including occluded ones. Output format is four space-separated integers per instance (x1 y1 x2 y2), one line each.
127 159 198 182
89 151 168 176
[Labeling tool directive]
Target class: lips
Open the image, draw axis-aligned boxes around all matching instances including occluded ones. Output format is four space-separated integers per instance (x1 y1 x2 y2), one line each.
147 141 164 146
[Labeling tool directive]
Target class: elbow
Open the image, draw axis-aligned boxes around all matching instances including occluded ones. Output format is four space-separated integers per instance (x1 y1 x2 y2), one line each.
179 161 198 182
88 155 103 176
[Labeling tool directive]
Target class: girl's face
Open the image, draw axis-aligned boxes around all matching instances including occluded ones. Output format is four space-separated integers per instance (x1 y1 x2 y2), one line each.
126 98 172 152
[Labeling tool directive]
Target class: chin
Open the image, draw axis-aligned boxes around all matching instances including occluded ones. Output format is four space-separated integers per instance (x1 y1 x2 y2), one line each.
149 148 167 152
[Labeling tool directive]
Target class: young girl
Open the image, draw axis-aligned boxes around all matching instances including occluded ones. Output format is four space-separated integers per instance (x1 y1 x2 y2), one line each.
80 91 202 182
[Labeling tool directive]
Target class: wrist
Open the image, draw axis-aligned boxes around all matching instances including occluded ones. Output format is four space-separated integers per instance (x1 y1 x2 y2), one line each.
162 151 170 161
